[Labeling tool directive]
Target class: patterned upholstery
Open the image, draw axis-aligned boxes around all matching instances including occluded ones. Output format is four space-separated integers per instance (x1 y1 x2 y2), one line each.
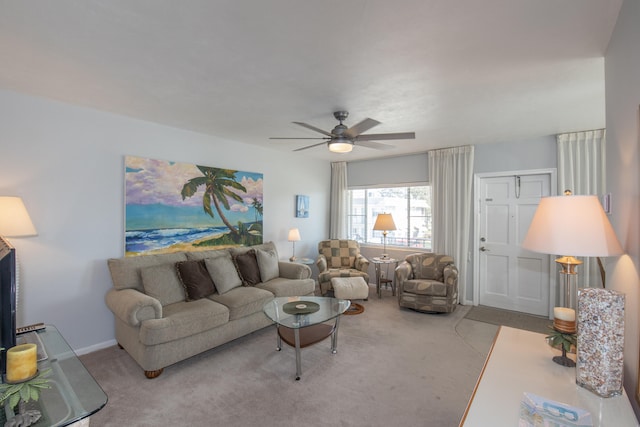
316 240 370 295
395 253 458 313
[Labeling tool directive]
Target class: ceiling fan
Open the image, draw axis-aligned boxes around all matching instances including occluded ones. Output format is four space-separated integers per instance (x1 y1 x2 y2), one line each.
270 111 415 153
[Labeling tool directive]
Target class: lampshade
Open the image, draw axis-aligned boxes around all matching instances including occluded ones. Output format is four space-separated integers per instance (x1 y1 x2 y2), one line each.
328 140 353 153
288 228 301 242
522 195 622 257
373 213 397 231
0 197 37 237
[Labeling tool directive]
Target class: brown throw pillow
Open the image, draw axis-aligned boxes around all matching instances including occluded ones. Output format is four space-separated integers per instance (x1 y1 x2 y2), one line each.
176 260 216 301
233 249 262 286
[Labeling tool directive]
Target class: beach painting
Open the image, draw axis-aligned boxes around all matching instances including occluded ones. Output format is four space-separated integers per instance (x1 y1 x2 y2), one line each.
125 155 263 256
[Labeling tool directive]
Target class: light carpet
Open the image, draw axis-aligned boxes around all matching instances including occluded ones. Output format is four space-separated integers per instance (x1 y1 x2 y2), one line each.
81 290 499 427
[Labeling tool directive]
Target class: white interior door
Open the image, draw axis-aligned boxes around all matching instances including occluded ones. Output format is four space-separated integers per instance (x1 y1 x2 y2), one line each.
475 172 554 317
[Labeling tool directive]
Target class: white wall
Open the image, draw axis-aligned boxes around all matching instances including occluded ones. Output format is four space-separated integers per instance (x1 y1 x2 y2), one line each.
605 0 640 416
0 89 330 353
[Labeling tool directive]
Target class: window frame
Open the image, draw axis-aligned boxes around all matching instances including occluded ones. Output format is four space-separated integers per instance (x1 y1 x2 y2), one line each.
347 182 431 250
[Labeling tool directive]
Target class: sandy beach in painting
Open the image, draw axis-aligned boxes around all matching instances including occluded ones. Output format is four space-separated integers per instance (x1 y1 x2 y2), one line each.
126 231 238 256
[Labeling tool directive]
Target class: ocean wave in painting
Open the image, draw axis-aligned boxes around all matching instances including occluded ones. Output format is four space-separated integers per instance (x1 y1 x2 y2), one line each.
125 227 227 253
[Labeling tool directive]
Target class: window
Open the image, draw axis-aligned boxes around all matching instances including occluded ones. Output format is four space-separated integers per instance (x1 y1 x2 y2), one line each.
347 185 431 249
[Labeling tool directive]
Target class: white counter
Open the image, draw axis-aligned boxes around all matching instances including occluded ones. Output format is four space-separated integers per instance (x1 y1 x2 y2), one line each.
460 326 638 426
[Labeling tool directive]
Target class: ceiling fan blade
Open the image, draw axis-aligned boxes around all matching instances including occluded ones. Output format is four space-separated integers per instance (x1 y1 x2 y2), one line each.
356 140 396 150
292 122 333 137
293 141 328 152
269 137 328 140
355 132 415 141
343 118 381 138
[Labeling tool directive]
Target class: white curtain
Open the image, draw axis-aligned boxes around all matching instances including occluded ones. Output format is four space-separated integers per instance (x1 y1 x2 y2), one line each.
428 145 474 304
557 129 606 287
329 162 348 239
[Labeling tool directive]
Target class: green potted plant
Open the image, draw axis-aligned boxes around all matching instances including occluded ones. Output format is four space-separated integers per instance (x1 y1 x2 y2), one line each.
0 368 51 427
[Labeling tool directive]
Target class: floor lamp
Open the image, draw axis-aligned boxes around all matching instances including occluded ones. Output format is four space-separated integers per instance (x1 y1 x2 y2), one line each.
373 213 396 259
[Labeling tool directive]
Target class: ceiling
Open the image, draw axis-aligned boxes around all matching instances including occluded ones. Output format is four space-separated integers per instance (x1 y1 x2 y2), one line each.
0 1 623 161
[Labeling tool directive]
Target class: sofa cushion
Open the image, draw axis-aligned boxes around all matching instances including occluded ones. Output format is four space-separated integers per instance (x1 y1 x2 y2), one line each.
204 253 243 294
402 279 448 297
108 252 189 292
407 254 454 282
176 260 216 301
209 286 273 321
140 263 186 306
139 298 229 346
257 277 315 297
233 249 261 286
318 240 359 268
256 247 279 282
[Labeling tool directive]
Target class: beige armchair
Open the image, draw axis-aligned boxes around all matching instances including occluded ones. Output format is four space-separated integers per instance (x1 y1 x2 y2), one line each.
395 253 458 313
316 239 370 295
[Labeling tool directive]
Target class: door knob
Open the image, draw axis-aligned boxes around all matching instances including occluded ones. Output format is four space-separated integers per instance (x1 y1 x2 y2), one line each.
480 246 489 252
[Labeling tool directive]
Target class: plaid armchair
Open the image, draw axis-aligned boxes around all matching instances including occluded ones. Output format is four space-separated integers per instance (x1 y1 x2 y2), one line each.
316 240 370 295
395 253 458 313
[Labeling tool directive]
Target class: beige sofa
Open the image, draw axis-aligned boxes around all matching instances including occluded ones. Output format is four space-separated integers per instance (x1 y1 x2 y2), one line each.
105 241 315 378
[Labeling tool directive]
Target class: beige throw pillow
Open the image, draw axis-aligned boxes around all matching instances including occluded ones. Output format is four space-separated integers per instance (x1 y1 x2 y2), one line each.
256 248 279 282
140 263 186 306
204 253 242 294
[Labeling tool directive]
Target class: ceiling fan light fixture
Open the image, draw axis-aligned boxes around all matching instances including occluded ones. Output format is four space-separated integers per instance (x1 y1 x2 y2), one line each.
328 140 353 153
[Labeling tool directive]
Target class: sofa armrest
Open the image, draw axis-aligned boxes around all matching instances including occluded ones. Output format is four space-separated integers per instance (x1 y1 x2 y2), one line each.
105 288 163 327
278 261 312 280
316 255 328 273
443 264 459 294
394 261 413 292
354 255 369 272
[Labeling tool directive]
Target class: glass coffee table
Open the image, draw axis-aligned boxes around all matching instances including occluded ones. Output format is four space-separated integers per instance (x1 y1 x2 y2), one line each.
1 325 107 426
263 296 350 380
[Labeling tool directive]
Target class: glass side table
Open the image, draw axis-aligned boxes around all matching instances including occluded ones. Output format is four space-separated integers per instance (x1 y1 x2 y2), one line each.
1 325 107 426
371 257 399 298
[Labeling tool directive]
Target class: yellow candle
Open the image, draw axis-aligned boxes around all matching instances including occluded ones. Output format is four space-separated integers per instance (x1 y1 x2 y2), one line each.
553 307 576 321
6 343 37 382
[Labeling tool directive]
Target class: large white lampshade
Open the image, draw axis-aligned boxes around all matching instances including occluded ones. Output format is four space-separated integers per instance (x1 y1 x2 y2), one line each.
0 197 37 237
522 194 622 295
373 213 397 258
522 195 622 257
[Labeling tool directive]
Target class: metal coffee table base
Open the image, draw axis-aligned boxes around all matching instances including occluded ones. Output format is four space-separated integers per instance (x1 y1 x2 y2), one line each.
275 318 341 380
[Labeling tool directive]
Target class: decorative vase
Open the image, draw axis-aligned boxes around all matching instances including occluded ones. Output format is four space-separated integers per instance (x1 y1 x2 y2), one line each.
576 288 625 398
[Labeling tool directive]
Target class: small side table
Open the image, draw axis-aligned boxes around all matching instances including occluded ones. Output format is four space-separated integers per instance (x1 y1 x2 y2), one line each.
371 257 399 298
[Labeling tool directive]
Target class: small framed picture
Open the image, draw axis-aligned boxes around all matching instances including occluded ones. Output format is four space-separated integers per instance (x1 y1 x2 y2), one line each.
296 195 309 218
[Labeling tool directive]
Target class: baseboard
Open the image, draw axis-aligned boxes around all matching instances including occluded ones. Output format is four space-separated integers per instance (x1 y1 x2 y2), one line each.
74 338 118 356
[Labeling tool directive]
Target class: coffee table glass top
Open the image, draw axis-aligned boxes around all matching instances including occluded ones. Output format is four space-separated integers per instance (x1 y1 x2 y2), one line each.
263 296 350 329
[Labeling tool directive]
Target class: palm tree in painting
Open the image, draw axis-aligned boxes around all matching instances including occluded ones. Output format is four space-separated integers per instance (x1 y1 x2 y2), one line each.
181 166 247 236
251 197 263 223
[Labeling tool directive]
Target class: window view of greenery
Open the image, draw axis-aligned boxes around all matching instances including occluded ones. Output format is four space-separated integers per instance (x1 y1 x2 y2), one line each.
347 185 432 249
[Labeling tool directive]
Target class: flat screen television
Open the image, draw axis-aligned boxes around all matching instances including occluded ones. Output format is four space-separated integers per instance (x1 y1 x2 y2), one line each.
0 236 17 376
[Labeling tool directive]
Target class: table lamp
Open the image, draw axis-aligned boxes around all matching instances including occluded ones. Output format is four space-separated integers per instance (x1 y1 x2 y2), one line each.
373 213 396 259
521 192 623 372
0 196 38 303
522 193 622 308
0 197 38 238
288 228 301 262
